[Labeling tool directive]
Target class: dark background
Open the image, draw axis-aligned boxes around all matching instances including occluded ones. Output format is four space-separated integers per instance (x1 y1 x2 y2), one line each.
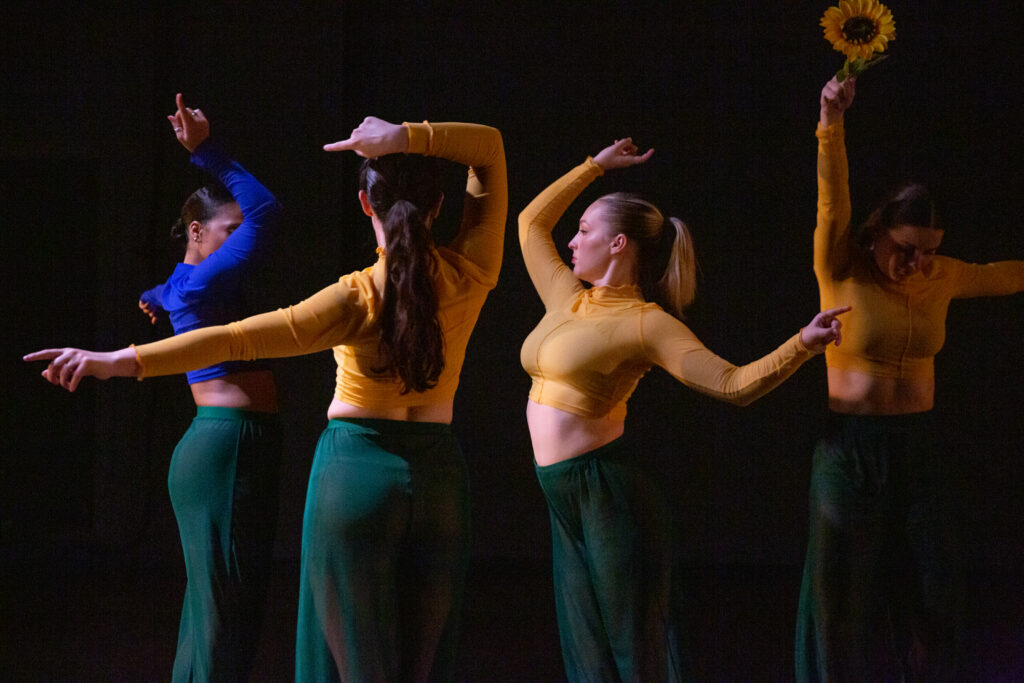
3 1 1023 679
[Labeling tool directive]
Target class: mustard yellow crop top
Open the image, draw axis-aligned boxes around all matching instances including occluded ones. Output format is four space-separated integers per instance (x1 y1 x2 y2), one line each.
519 158 815 421
815 122 1024 380
133 121 507 409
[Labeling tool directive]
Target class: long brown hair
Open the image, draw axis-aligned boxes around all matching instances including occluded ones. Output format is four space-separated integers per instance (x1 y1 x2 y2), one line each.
360 154 445 393
597 192 697 319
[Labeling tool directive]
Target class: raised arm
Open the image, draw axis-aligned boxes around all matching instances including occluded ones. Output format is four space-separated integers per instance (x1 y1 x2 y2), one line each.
642 306 849 406
408 122 507 283
25 270 378 391
172 94 281 291
815 77 857 279
324 117 507 286
519 137 653 310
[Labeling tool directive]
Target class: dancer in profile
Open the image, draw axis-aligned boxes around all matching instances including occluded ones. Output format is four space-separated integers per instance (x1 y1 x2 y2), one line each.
518 136 849 680
44 94 282 681
27 116 506 682
795 75 1024 681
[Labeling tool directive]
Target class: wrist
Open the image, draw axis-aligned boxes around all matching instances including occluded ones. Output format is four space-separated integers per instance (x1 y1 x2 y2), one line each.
797 327 822 354
118 346 143 378
396 123 411 153
819 111 843 128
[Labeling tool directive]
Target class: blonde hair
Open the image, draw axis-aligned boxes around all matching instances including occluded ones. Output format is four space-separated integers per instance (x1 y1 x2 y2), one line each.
597 193 696 319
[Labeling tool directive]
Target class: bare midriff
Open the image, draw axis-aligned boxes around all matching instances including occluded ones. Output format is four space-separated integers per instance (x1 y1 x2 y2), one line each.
827 367 935 415
327 396 454 424
526 399 625 466
190 369 278 413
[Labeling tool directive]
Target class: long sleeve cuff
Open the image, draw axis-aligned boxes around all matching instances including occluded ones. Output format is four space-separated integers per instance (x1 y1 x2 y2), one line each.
405 121 433 154
816 120 845 142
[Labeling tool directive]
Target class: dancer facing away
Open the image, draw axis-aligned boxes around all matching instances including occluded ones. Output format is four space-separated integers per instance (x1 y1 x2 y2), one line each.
518 136 849 681
795 76 1024 681
114 94 283 681
26 117 507 681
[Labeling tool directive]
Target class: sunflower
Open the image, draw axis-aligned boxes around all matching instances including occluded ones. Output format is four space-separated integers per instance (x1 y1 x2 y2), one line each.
821 0 896 79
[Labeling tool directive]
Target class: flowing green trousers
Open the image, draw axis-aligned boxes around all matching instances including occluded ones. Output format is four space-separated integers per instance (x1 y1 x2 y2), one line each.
795 412 964 682
295 418 469 682
535 439 690 682
167 406 282 683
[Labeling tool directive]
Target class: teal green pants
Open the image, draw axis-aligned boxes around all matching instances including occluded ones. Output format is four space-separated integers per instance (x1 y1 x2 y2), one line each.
167 406 282 683
295 418 469 682
795 412 964 682
535 439 690 682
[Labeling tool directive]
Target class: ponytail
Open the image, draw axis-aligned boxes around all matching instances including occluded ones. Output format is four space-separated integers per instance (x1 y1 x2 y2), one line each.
360 154 445 394
596 193 697 320
654 217 696 320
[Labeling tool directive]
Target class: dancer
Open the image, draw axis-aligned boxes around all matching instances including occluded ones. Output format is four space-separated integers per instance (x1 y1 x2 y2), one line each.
26 116 506 681
519 137 848 681
52 94 282 681
795 76 1024 681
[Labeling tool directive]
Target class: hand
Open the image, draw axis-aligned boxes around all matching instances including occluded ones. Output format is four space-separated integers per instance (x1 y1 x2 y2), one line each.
800 305 852 353
323 116 409 157
820 76 856 128
138 300 160 325
168 93 210 153
592 137 654 171
23 347 141 392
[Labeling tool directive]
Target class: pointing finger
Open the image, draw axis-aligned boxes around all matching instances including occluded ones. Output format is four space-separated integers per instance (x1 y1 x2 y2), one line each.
24 349 63 362
323 138 356 152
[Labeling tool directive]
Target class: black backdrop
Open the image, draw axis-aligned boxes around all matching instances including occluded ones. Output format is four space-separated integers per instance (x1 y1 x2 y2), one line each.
4 0 1024 675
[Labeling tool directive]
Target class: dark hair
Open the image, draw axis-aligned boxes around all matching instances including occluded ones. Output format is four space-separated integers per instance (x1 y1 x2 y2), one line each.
596 192 697 319
859 182 940 248
170 181 235 241
360 154 445 394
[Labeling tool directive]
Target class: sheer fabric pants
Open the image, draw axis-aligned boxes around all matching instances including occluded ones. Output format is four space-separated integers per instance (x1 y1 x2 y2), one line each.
796 412 964 682
167 406 282 683
295 418 469 682
535 439 689 682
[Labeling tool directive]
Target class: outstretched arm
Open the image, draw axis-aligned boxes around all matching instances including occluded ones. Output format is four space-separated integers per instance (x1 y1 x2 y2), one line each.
643 306 849 406
815 77 857 278
519 137 652 309
325 117 508 286
26 270 378 390
950 258 1024 299
24 347 141 392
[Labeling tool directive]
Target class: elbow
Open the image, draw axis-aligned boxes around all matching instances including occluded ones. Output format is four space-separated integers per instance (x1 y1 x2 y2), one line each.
249 197 283 222
518 215 535 248
724 392 758 407
491 128 505 161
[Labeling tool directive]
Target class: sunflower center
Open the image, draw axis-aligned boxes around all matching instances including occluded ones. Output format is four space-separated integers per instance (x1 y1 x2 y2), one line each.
841 16 878 44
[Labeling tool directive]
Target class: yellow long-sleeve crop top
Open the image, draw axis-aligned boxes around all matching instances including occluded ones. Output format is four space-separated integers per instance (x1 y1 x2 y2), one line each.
519 158 815 421
815 122 1024 380
133 121 507 409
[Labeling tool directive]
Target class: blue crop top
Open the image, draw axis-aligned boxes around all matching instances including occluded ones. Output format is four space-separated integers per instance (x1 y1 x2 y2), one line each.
138 141 280 384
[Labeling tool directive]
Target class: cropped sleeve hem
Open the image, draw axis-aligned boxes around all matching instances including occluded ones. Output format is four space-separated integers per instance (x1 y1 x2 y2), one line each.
405 121 433 155
794 330 814 354
583 156 605 177
816 120 844 141
130 344 146 381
